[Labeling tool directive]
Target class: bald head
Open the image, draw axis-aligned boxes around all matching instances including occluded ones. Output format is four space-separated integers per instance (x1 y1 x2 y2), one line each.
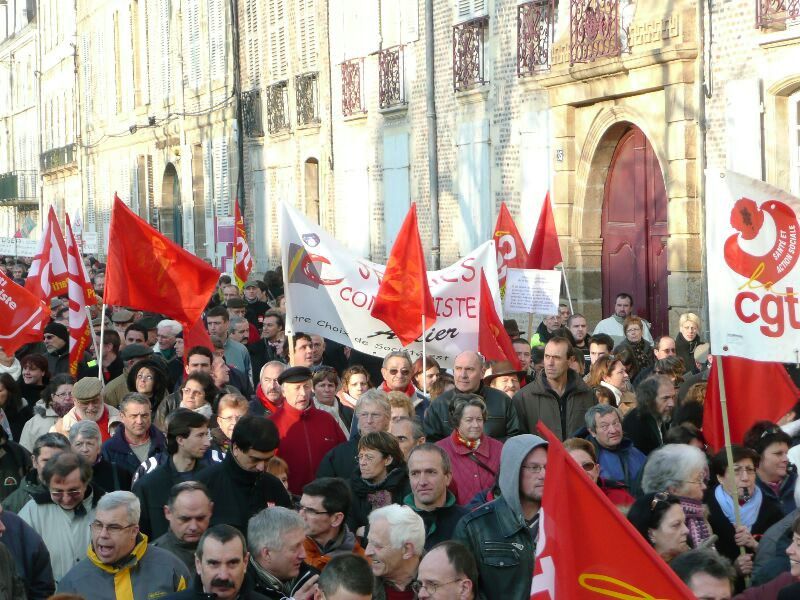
454 352 484 393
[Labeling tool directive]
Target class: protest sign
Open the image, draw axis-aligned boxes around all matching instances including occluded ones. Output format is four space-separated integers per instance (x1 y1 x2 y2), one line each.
503 268 561 315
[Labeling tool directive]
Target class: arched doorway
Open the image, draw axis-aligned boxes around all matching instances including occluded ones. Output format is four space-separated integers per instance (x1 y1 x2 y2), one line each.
601 125 669 336
161 163 183 246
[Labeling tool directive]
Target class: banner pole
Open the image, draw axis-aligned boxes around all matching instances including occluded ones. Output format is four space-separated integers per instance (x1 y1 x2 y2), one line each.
526 313 534 345
559 266 574 314
715 354 748 577
97 303 107 381
85 306 102 380
421 314 427 398
287 333 294 367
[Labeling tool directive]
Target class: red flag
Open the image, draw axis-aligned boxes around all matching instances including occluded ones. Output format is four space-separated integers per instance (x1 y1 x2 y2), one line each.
493 202 529 293
182 316 214 360
64 215 93 376
527 192 563 270
703 357 799 451
233 200 253 290
0 271 49 355
531 423 694 600
371 203 437 346
25 207 69 302
104 195 219 325
478 270 521 369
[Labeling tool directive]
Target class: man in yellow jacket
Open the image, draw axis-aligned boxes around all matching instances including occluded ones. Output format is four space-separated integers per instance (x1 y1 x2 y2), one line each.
57 490 190 599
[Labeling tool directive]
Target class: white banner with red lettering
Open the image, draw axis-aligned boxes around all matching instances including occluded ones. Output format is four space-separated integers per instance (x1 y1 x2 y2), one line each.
280 202 501 367
706 169 800 362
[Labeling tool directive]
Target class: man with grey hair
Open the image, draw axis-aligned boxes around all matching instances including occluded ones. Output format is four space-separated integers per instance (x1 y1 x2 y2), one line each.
380 351 414 397
365 504 425 599
317 389 391 479
390 416 426 459
4 432 70 513
252 361 287 416
155 319 183 361
580 403 646 492
424 350 521 442
229 315 251 345
58 490 190 597
247 506 319 599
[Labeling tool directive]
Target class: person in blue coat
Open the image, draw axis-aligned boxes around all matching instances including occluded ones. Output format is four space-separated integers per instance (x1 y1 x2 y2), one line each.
0 502 55 599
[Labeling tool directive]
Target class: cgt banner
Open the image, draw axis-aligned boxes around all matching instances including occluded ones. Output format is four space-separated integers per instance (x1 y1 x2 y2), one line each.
280 202 501 367
706 169 800 362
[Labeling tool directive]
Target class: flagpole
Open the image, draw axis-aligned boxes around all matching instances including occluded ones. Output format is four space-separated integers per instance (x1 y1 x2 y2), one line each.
715 354 749 579
85 306 102 378
287 333 294 367
421 314 427 398
526 313 533 345
559 266 574 314
97 303 107 380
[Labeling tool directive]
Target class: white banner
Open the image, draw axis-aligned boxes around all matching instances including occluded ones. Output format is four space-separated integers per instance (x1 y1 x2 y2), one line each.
504 268 562 315
706 169 800 362
280 202 502 367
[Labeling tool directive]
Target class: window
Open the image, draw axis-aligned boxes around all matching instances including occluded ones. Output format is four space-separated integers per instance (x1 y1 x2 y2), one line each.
453 17 488 91
517 0 553 76
341 59 365 116
266 81 290 133
756 0 800 29
569 0 621 65
790 91 800 196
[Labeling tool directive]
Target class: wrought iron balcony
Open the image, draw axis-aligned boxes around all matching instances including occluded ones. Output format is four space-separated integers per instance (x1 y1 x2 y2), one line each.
241 89 264 137
266 81 290 135
341 59 365 116
570 0 621 65
518 1 553 76
757 0 800 28
296 72 320 125
0 171 38 206
453 17 489 92
40 143 77 173
379 46 404 108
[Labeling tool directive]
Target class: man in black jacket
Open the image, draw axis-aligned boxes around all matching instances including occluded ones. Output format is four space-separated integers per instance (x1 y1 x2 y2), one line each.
152 481 214 572
0 502 54 600
197 416 291 533
424 351 521 442
133 410 211 538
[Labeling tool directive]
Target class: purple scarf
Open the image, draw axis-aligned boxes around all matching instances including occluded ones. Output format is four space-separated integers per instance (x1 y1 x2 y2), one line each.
680 497 712 548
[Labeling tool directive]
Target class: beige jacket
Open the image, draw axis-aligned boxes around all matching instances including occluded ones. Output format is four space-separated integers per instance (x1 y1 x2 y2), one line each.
50 404 122 438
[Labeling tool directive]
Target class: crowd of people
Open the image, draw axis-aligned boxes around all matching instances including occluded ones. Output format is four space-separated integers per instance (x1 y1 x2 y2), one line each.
0 256 799 599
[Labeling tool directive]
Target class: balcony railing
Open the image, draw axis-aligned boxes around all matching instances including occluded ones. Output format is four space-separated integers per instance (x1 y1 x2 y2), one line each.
757 0 800 28
266 81 290 134
518 1 554 76
40 143 77 173
379 46 404 108
453 17 489 92
241 89 264 137
296 72 320 125
570 0 620 65
341 59 365 117
0 171 38 205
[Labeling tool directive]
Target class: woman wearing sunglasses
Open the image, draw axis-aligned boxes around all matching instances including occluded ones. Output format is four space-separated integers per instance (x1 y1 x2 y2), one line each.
627 491 690 563
564 438 634 508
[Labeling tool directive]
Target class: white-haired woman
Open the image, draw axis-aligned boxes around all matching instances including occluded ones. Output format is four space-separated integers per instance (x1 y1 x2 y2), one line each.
676 313 703 374
642 443 711 548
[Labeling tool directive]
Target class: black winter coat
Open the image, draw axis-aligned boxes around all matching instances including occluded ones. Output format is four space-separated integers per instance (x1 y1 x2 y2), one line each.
347 466 410 533
424 386 521 443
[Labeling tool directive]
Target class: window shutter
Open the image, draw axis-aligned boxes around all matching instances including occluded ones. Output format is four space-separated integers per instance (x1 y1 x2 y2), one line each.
213 139 230 217
268 0 287 81
381 0 401 49
86 163 96 230
382 131 411 253
457 120 491 254
244 0 263 87
725 79 762 180
159 0 171 101
297 0 317 72
140 0 151 104
401 0 419 43
184 0 201 88
456 0 485 20
208 0 225 82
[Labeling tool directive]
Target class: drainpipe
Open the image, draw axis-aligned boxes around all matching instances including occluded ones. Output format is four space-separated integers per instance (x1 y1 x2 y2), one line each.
697 0 709 338
229 0 245 209
425 0 439 269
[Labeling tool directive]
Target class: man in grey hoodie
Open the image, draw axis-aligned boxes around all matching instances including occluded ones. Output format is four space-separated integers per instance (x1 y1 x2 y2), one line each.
454 434 548 599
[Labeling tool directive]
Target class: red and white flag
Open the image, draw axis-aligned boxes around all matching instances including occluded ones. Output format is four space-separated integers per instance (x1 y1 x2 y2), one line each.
706 169 800 362
0 271 49 355
493 202 529 294
25 207 69 303
233 201 253 289
64 215 94 376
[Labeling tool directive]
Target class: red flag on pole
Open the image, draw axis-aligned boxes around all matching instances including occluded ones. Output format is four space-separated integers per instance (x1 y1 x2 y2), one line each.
703 356 799 451
182 316 214 359
527 192 563 270
531 423 694 600
64 215 93 376
493 202 529 293
25 207 69 303
477 270 521 369
0 271 49 355
104 194 219 325
371 203 437 346
233 200 253 290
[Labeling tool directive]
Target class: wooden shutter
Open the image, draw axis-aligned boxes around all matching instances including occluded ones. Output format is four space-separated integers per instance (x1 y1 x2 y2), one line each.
213 138 230 217
297 0 317 72
184 0 201 87
382 131 410 253
244 0 263 87
208 0 225 82
268 0 287 81
725 79 762 180
159 0 171 101
456 120 491 254
456 0 486 20
381 0 401 49
518 110 551 244
401 0 419 43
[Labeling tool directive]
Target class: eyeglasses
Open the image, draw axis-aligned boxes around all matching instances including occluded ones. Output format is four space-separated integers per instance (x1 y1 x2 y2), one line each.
298 505 330 516
50 488 84 499
357 453 382 463
181 388 205 398
733 466 757 476
580 461 596 472
387 368 411 376
53 390 73 399
136 374 154 382
90 521 136 535
650 491 670 511
597 419 621 432
358 412 385 421
520 463 545 474
411 579 464 595
217 414 244 423
680 475 709 486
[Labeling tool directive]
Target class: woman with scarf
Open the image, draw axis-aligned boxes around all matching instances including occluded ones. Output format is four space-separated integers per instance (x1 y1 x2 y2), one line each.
337 365 372 410
18 374 74 452
587 354 630 407
641 444 712 548
437 394 503 505
347 431 409 537
675 313 703 374
614 316 655 382
707 445 783 587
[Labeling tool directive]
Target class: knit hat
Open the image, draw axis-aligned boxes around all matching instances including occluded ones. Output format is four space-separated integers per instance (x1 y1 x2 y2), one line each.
44 322 69 344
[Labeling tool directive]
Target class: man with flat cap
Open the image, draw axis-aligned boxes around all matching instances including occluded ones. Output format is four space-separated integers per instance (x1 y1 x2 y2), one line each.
52 377 121 442
104 343 155 408
269 366 347 495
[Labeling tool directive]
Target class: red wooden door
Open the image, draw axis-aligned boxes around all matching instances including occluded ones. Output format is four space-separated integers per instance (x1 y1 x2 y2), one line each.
601 126 669 337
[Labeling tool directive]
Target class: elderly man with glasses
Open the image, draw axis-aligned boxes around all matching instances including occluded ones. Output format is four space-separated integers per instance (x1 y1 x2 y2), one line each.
51 377 121 442
18 452 103 583
57 491 190 598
